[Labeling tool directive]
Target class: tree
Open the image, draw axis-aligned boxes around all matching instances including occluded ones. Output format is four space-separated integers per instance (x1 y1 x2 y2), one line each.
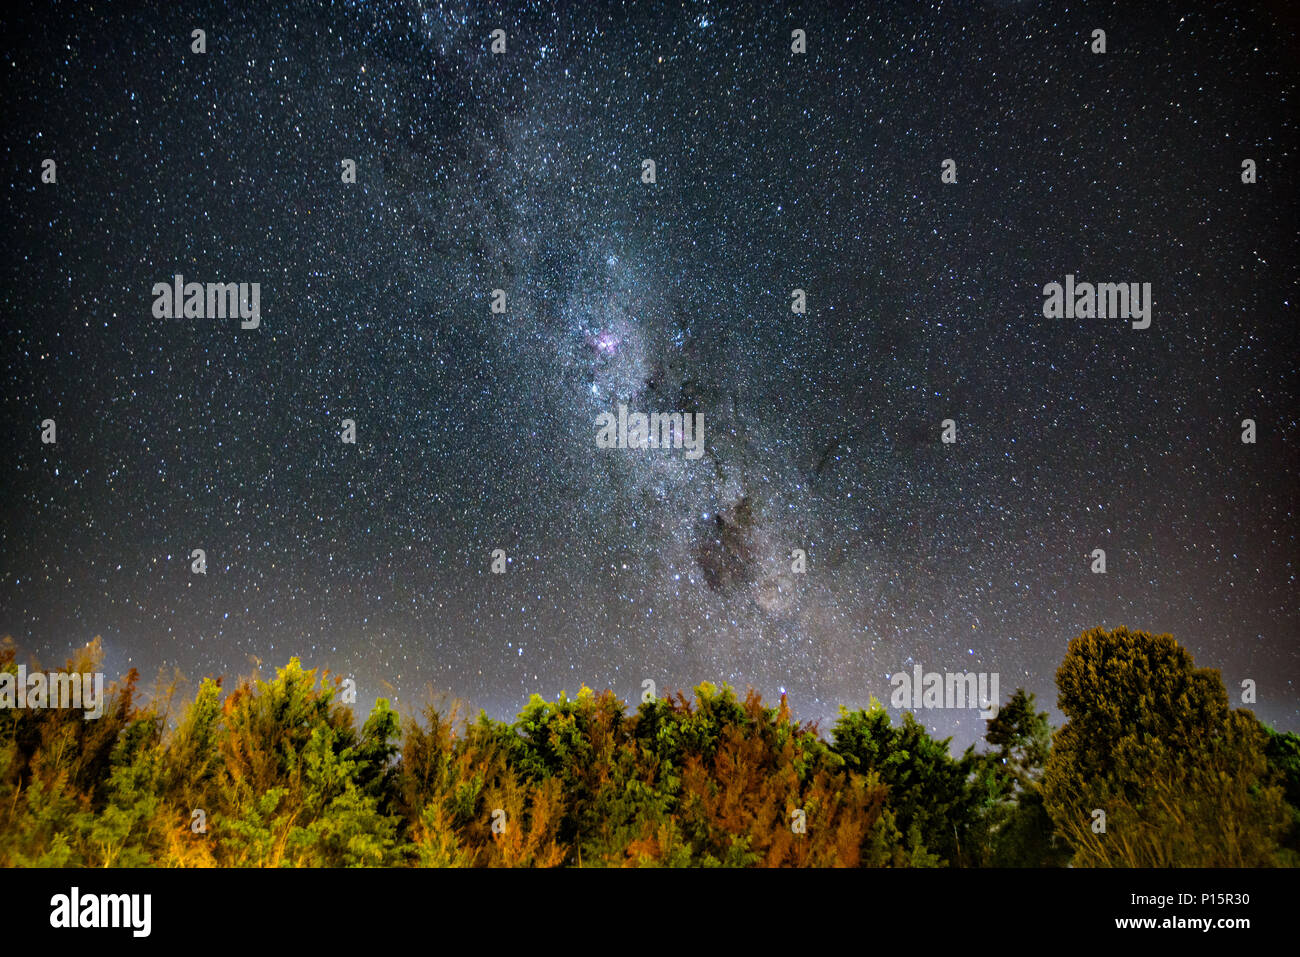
985 688 1051 791
1042 626 1289 866
1264 728 1300 866
970 688 1068 866
830 700 975 865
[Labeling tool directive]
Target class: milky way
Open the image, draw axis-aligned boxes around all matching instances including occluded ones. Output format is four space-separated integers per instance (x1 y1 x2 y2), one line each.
2 0 1296 745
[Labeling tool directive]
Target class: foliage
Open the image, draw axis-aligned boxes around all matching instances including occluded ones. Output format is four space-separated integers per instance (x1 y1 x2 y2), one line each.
1 630 1295 867
1041 626 1290 867
830 700 973 865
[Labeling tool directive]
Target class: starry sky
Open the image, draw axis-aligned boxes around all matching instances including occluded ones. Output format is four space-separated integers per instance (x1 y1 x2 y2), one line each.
2 0 1296 746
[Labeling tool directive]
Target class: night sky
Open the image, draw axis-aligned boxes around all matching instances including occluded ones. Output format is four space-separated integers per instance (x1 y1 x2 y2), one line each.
2 0 1296 746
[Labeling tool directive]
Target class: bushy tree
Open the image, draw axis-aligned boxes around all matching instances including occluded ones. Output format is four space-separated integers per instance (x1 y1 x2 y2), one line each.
831 700 975 865
0 638 149 866
205 659 404 866
669 689 897 867
1042 626 1289 867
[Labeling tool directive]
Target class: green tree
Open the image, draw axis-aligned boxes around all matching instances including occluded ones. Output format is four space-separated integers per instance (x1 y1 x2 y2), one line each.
1264 728 1300 865
971 688 1068 866
830 700 974 865
1042 626 1289 866
985 688 1051 791
206 659 404 866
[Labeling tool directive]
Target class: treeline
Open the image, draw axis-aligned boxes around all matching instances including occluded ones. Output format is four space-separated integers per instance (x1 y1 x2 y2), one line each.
1 626 1296 867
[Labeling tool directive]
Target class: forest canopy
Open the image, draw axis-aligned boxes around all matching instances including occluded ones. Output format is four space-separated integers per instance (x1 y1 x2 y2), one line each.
1 626 1295 868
